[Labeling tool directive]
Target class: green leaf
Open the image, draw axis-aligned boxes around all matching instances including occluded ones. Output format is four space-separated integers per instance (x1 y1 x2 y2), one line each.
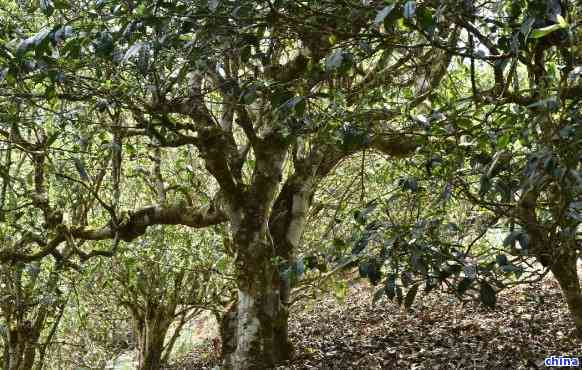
293 98 306 116
373 287 385 304
333 280 347 303
45 84 56 100
333 238 346 248
240 86 257 105
240 44 251 63
416 6 434 31
403 1 416 19
62 38 82 59
457 277 473 295
53 0 69 10
497 134 511 149
304 255 317 270
285 96 306 116
479 281 496 308
270 89 294 109
325 49 344 71
40 0 54 16
529 24 562 39
45 131 59 147
556 15 568 28
373 4 395 27
495 254 508 266
122 43 142 64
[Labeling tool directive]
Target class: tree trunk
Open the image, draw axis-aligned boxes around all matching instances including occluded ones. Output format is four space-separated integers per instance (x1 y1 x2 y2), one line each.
229 239 278 370
272 276 292 362
216 140 295 368
550 253 582 338
269 177 317 363
219 300 238 368
221 263 292 369
134 315 171 370
5 322 38 370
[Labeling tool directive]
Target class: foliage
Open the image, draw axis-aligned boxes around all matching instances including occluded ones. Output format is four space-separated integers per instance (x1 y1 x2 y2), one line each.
0 0 580 368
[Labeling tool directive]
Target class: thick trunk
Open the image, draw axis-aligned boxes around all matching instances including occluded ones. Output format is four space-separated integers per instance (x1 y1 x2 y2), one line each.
221 278 291 369
230 247 278 370
232 286 275 369
519 189 582 337
219 141 293 368
550 253 582 338
269 179 315 363
272 278 292 362
219 300 238 368
6 345 35 370
5 324 38 370
134 316 170 370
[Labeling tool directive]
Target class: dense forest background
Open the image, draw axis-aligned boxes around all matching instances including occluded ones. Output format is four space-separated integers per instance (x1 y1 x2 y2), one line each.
0 0 580 369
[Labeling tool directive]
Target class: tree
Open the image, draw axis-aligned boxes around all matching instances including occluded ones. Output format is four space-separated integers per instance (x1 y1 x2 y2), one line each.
418 0 582 336
3 0 579 368
108 226 230 370
0 259 66 370
341 0 582 337
0 1 452 367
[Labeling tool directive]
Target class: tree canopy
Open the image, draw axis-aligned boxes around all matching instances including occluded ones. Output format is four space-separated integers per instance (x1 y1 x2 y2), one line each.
0 0 580 369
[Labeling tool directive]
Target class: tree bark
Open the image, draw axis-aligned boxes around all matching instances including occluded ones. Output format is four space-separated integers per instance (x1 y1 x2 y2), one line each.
272 277 292 362
267 146 348 363
550 252 582 338
519 189 582 338
133 314 171 370
5 322 39 370
222 142 287 369
219 300 238 368
269 178 315 363
221 235 279 370
221 270 290 369
222 145 350 367
218 136 416 367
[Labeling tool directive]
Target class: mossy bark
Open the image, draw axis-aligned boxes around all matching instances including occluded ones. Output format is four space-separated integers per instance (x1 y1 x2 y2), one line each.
550 253 582 338
4 322 40 370
133 312 171 370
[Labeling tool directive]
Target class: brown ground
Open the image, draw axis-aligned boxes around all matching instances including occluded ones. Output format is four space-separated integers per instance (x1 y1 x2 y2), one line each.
169 270 582 369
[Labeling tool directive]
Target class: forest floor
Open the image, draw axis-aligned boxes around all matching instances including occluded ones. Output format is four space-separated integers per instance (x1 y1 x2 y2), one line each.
168 266 582 370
